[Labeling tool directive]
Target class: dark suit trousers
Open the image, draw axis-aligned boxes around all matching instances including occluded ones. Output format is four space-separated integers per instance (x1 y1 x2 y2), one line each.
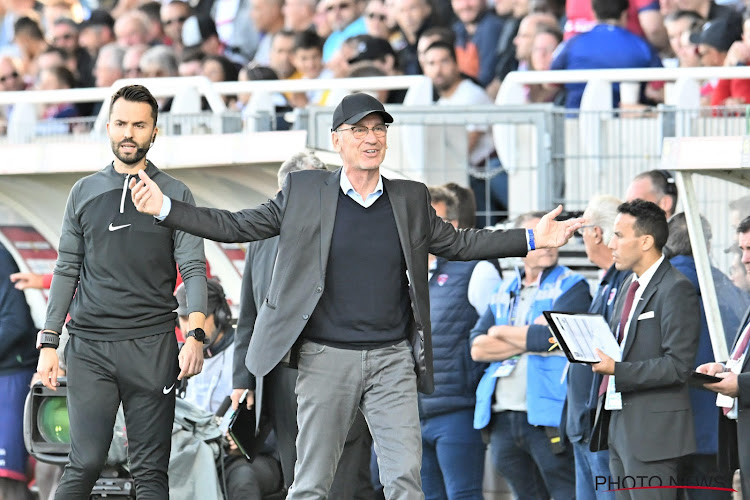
266 364 374 498
608 411 680 500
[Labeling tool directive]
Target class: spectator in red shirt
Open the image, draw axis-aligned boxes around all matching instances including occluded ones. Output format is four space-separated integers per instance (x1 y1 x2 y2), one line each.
689 16 747 106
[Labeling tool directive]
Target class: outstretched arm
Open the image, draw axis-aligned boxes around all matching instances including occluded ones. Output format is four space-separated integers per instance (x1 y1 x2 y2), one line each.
131 169 285 243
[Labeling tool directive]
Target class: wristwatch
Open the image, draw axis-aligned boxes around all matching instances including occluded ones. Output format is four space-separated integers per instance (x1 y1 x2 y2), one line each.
37 330 60 350
186 328 207 344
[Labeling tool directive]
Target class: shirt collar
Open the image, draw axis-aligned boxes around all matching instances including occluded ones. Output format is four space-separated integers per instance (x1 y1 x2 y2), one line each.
339 168 383 197
633 254 664 290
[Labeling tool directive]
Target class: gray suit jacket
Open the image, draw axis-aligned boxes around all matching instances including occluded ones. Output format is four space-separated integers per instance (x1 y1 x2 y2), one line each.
163 168 528 394
603 258 700 462
718 307 750 485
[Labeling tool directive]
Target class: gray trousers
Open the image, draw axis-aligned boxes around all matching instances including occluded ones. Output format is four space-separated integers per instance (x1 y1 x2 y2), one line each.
608 410 680 500
287 340 423 500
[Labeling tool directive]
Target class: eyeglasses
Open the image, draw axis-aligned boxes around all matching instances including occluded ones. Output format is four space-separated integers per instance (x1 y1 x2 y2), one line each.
0 71 19 83
337 124 389 138
366 12 387 21
326 2 352 12
163 16 188 26
576 224 597 236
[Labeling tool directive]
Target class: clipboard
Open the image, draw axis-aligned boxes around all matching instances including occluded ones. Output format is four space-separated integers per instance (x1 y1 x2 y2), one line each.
227 390 272 462
543 311 621 364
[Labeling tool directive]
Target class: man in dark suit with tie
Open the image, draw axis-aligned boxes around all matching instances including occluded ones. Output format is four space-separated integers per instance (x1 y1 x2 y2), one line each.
592 200 701 500
698 215 750 498
129 92 582 499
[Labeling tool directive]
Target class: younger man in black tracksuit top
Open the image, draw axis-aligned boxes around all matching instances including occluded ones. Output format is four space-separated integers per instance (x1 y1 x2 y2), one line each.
36 85 208 500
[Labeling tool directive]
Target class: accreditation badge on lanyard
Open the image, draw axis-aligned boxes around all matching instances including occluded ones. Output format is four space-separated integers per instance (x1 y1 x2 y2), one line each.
605 317 626 411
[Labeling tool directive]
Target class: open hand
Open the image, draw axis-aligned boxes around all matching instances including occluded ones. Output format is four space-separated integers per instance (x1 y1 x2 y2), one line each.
532 205 584 249
130 169 164 216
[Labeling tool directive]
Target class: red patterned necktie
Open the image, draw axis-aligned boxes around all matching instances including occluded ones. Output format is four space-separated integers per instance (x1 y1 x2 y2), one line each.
599 279 640 397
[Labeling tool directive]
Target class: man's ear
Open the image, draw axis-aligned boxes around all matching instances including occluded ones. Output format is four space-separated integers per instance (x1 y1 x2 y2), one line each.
331 131 341 152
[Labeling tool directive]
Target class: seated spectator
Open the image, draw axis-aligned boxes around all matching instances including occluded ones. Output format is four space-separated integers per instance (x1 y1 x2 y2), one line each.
346 34 406 102
178 48 205 76
77 10 116 61
712 15 750 107
36 65 78 135
0 55 25 134
13 16 49 80
138 1 166 45
550 0 662 109
689 16 743 106
249 0 284 66
393 0 435 75
528 25 563 103
237 64 292 129
202 54 240 107
487 0 527 97
268 30 295 79
283 0 316 31
363 0 390 39
140 45 178 111
664 10 703 67
326 35 360 77
313 0 333 39
160 0 192 58
36 46 77 79
288 30 330 107
50 17 94 87
422 41 505 225
512 12 558 72
93 42 124 89
452 0 503 88
176 280 284 500
416 26 455 78
321 0 367 62
182 15 226 60
114 10 151 47
122 43 149 78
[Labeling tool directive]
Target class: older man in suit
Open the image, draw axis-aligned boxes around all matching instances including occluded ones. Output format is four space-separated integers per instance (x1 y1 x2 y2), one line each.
129 92 582 499
699 214 750 497
592 199 701 500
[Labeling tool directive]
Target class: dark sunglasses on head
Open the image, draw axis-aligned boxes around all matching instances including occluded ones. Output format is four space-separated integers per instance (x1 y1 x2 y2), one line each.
326 2 352 11
0 71 19 83
163 16 188 26
366 12 387 21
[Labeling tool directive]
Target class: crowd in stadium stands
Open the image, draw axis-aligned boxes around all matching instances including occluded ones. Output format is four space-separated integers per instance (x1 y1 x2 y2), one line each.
2 0 750 133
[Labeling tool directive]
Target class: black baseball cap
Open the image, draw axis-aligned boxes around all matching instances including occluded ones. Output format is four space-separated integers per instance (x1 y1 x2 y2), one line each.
689 16 742 53
331 92 394 131
348 35 396 65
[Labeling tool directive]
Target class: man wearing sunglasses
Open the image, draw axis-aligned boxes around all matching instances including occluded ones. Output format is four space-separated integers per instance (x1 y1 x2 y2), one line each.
160 0 192 58
322 0 367 62
130 92 583 499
